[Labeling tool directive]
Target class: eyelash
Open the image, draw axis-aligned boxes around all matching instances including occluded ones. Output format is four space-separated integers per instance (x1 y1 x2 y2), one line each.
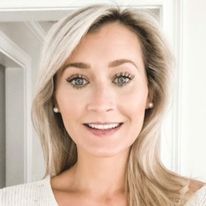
66 72 135 89
112 72 135 87
66 74 89 89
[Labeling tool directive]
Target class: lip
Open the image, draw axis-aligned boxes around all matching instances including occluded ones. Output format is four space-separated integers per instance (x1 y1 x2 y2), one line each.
83 123 123 137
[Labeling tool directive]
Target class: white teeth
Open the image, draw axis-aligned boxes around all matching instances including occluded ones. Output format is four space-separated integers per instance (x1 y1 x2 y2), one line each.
87 123 120 130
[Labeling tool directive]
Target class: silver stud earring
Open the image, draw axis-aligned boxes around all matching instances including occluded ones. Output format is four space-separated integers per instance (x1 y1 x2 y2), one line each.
148 102 154 109
53 107 59 113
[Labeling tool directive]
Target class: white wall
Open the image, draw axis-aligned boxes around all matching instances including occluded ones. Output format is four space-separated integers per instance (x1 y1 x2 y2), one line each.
0 22 41 89
180 0 206 181
0 22 44 183
5 67 24 186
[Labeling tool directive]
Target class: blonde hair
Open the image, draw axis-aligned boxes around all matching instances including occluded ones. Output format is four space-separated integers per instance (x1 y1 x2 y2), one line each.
32 4 189 206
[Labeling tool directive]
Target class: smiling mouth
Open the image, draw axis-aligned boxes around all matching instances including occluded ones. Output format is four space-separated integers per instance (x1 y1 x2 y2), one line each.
83 122 123 130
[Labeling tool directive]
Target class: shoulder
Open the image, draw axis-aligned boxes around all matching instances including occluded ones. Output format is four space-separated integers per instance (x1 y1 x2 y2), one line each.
185 179 206 206
0 176 57 206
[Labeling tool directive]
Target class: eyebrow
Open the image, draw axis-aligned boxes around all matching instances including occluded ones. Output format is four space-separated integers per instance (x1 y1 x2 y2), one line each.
62 59 138 71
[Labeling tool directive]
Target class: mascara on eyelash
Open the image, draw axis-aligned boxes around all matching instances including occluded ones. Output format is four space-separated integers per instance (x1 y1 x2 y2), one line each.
66 74 86 82
114 72 135 80
65 74 89 89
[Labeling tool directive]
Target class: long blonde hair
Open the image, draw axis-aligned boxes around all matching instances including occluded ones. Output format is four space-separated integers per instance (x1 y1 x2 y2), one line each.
32 4 189 206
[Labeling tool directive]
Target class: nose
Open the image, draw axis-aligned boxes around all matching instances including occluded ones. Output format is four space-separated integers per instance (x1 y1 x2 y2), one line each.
86 84 116 113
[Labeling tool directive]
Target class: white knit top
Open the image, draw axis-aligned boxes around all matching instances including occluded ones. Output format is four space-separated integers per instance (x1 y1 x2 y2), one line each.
0 176 206 205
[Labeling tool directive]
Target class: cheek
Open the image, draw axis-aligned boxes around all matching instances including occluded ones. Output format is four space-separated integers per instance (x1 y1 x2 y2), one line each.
120 87 148 137
120 86 148 115
55 90 80 127
56 87 81 112
124 91 148 140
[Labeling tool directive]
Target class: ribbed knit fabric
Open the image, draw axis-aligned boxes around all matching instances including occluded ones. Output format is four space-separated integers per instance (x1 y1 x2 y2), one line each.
185 185 206 206
0 176 206 205
0 176 58 206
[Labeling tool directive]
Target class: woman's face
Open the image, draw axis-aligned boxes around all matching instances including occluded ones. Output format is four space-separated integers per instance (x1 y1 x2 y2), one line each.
55 22 149 157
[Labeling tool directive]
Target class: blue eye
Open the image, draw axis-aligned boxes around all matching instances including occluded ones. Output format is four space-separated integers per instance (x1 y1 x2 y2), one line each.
113 72 134 87
66 74 89 89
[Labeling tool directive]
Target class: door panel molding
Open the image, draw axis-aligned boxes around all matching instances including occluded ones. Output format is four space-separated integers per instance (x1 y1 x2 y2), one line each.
0 31 32 183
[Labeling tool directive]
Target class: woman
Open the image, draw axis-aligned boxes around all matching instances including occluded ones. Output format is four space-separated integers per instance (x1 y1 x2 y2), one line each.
0 4 205 206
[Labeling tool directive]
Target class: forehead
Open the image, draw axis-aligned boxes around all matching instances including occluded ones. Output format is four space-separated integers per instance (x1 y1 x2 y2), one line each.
55 22 145 79
68 22 143 61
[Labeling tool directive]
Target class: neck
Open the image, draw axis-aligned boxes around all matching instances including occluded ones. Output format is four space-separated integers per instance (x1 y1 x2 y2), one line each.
70 148 129 195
